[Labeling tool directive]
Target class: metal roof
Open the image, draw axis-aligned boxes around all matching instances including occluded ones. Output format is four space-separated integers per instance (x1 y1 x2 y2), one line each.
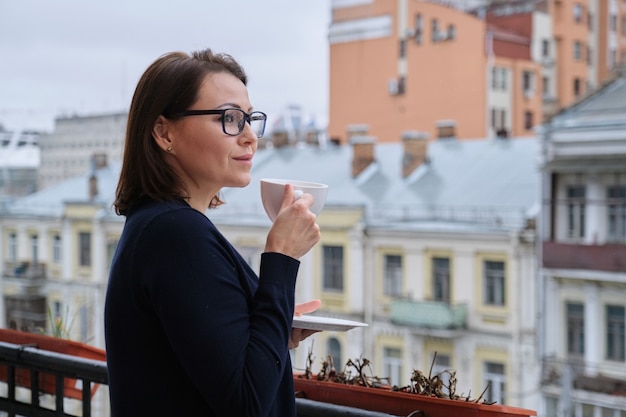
2 137 540 231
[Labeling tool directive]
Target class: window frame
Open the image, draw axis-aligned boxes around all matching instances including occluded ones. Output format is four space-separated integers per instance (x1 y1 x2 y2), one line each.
322 245 344 292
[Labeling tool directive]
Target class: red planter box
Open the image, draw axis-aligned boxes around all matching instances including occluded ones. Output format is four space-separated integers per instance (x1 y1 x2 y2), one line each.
294 377 537 417
0 328 106 400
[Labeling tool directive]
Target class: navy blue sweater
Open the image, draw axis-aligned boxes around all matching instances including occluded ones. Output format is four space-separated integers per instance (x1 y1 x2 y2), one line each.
105 200 299 416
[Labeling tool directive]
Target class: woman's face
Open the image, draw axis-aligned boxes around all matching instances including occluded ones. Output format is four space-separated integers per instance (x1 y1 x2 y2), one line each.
165 72 258 200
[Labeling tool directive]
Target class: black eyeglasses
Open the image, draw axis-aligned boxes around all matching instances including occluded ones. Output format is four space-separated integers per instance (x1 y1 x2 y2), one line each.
166 108 267 138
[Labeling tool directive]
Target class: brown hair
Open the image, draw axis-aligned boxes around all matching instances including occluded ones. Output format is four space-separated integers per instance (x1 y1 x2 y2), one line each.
113 49 248 216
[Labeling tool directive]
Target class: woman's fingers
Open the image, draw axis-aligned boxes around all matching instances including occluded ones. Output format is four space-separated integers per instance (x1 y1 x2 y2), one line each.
295 299 321 316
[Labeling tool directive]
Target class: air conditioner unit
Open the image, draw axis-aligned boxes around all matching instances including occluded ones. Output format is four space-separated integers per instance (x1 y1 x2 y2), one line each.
388 79 399 95
435 31 450 42
524 89 534 99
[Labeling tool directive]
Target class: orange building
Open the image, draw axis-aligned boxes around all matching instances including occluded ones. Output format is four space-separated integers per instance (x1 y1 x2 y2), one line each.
328 0 626 144
479 0 626 119
328 0 542 143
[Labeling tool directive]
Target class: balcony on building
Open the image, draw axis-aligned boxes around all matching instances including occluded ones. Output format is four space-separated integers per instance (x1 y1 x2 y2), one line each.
390 299 467 329
542 241 626 273
4 261 46 281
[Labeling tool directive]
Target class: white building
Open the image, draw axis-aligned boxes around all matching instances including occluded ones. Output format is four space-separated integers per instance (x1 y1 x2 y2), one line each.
0 129 40 200
37 112 126 190
539 74 626 416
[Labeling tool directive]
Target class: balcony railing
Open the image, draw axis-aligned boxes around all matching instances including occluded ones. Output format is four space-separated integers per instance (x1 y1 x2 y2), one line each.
0 340 399 417
543 241 626 273
3 262 46 280
390 300 467 329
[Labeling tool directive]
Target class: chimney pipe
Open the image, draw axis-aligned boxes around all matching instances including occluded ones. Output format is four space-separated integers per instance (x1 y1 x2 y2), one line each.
402 131 429 178
271 128 289 148
436 120 456 140
346 124 369 144
350 135 376 178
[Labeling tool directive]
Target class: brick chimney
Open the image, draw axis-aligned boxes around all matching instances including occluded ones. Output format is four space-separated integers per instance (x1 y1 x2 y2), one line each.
88 153 107 201
351 135 376 178
92 152 108 168
346 124 369 143
89 174 98 201
402 131 428 178
271 128 289 148
436 120 456 140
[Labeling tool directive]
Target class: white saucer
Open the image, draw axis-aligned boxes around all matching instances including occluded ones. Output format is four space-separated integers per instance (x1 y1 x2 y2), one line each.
292 315 368 331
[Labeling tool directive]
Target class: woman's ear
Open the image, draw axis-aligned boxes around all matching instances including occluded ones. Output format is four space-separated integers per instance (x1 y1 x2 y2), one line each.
152 115 174 153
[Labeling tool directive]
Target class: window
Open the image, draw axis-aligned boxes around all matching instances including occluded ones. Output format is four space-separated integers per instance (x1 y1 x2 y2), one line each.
542 76 549 97
573 78 582 97
484 362 506 404
608 186 626 242
610 49 617 69
606 305 625 361
484 261 505 306
573 3 583 23
107 240 119 268
327 337 342 368
79 304 89 343
491 67 507 90
574 40 582 60
522 71 533 92
78 232 91 267
431 18 439 43
566 185 586 239
524 111 534 130
567 302 585 356
383 254 403 297
610 14 617 32
53 235 62 264
542 39 550 57
30 235 38 264
8 233 17 262
383 347 403 386
433 257 450 303
323 245 343 291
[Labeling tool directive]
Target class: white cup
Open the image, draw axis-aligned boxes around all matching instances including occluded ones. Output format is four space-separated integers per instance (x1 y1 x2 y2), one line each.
260 178 328 221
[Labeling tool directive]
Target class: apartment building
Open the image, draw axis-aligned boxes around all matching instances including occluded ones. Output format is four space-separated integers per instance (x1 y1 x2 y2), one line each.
328 0 542 143
487 0 626 116
327 0 626 144
38 112 126 189
539 75 626 415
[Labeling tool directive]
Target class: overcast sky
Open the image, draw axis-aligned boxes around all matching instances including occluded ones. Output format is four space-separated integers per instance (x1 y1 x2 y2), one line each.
0 0 331 132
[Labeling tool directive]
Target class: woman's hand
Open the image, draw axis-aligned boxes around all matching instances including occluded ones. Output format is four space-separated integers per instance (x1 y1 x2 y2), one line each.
289 299 322 349
265 184 321 259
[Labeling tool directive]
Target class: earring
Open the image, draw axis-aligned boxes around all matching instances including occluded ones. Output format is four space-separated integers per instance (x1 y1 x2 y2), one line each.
166 146 173 153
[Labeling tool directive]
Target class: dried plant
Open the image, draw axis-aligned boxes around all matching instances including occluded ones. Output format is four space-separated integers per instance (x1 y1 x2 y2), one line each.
299 349 496 405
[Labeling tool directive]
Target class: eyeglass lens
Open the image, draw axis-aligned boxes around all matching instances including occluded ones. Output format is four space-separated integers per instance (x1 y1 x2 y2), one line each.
223 109 266 138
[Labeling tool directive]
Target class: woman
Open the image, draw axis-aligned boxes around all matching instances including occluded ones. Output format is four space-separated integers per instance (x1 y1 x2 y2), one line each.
104 49 321 416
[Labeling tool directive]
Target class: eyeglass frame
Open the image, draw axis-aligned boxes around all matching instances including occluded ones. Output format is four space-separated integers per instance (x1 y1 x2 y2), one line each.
164 108 267 138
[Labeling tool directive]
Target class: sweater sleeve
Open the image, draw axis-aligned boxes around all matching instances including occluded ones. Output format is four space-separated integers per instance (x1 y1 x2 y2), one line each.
136 208 299 416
